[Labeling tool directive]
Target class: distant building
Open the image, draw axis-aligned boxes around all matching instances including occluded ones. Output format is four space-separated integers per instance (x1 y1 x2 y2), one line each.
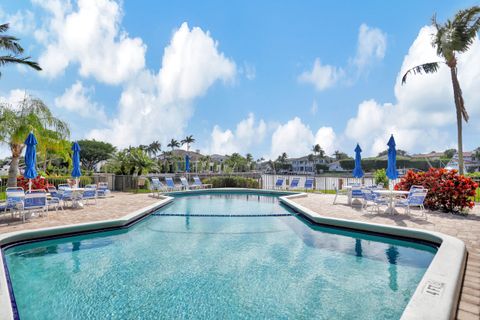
445 152 480 173
410 151 444 160
287 156 329 174
328 161 345 172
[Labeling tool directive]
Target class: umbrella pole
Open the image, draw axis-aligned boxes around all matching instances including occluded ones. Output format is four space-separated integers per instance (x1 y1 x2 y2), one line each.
28 179 32 192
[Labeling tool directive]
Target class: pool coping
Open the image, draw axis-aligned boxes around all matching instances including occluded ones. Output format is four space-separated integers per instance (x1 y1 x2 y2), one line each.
0 188 466 320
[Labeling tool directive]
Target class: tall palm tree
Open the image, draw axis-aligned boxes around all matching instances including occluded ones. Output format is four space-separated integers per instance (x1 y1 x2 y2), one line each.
167 138 180 151
312 144 321 156
401 6 480 175
0 95 70 186
146 141 161 157
181 135 195 151
0 23 41 76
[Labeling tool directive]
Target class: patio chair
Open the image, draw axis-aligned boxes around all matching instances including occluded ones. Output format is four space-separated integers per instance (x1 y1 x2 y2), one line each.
274 177 284 190
23 190 48 222
304 178 314 191
82 185 97 205
362 189 388 213
395 189 428 216
47 186 62 211
333 183 348 204
165 177 180 191
350 185 364 206
97 182 111 198
287 178 300 190
150 177 167 196
193 176 211 189
180 176 195 190
5 187 25 218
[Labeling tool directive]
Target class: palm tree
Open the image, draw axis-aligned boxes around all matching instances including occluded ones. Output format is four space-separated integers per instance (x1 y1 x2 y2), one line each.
312 144 321 156
0 95 70 186
401 6 480 174
146 141 161 157
0 23 41 76
181 135 195 151
167 138 180 151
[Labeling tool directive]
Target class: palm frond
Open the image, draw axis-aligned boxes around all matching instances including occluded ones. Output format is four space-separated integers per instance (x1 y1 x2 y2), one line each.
0 55 42 71
0 23 9 33
0 35 24 54
401 62 444 84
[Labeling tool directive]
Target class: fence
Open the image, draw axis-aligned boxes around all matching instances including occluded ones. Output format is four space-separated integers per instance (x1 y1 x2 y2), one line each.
260 174 402 192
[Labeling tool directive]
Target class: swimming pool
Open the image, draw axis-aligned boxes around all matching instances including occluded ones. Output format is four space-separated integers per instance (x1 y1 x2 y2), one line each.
3 192 437 319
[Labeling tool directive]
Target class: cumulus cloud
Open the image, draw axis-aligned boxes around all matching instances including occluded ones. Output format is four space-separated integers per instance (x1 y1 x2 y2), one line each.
0 7 36 34
344 26 480 156
33 0 146 84
352 24 387 70
0 89 28 107
209 113 266 154
299 24 387 91
54 81 107 121
88 22 236 147
270 117 336 158
298 59 344 91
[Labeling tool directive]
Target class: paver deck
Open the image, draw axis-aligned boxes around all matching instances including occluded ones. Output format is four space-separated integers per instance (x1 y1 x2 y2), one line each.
0 192 159 234
291 193 480 320
0 191 478 319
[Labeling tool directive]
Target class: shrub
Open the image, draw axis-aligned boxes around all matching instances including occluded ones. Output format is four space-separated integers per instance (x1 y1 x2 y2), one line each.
373 169 388 186
202 176 260 189
17 176 50 190
394 168 478 213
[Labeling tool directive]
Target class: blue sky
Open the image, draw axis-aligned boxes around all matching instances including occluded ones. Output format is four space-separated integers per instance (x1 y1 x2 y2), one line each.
1 0 480 159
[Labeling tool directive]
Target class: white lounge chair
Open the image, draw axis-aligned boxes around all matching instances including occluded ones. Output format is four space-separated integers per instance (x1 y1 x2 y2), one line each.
193 176 211 189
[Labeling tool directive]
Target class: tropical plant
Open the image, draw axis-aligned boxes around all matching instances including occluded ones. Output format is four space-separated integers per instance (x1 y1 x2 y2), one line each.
373 168 389 187
167 138 180 151
181 135 195 151
312 144 323 157
36 129 71 172
0 95 70 187
395 168 477 213
128 148 156 175
202 176 260 188
401 6 480 175
0 23 42 77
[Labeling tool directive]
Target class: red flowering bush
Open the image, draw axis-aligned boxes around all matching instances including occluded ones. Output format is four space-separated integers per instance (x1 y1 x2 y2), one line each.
17 176 49 191
395 168 478 213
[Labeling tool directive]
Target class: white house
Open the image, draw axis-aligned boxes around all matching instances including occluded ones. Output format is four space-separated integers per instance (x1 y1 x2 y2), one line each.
328 161 345 172
445 151 480 173
287 156 328 174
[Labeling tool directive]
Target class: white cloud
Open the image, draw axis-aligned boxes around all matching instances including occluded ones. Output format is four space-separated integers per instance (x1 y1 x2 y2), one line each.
344 26 480 156
314 126 336 155
269 117 336 158
209 113 266 154
54 81 107 121
298 59 344 91
352 23 387 70
0 89 28 107
33 0 146 84
299 24 387 91
0 7 36 34
240 62 256 80
88 22 236 148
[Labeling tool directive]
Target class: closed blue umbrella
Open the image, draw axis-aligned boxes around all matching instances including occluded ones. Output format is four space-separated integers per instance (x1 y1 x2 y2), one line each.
352 143 364 178
185 154 190 173
71 142 82 186
24 132 38 192
386 135 398 180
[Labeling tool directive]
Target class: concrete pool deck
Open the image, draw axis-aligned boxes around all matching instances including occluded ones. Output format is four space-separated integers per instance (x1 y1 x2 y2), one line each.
0 190 478 319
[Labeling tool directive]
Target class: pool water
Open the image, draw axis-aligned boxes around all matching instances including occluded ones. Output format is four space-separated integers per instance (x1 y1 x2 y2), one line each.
4 192 436 319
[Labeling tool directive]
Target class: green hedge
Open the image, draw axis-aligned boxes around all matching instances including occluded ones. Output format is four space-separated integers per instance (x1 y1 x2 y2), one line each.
202 176 260 188
339 159 444 171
